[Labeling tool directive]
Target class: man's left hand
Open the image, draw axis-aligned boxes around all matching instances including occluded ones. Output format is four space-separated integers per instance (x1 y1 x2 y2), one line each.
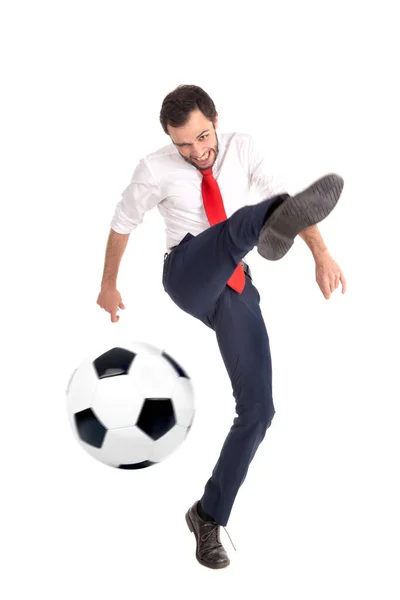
314 252 347 299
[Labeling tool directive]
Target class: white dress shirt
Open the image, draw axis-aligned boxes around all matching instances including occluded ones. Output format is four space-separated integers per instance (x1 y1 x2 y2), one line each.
110 132 287 253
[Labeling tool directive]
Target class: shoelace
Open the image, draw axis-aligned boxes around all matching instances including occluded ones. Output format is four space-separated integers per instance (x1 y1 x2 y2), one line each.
201 522 237 552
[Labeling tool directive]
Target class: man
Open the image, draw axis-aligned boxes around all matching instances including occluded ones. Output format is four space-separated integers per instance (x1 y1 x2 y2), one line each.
97 85 346 570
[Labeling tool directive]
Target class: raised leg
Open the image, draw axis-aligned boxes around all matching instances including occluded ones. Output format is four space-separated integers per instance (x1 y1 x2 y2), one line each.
163 195 285 318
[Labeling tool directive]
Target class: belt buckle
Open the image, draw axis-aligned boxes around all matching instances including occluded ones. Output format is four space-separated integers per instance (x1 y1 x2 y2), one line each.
241 261 251 280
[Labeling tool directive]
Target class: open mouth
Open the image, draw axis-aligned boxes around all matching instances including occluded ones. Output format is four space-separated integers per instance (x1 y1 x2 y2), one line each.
194 150 211 164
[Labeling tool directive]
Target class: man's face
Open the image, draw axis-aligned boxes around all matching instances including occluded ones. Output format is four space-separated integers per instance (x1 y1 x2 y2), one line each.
167 109 219 170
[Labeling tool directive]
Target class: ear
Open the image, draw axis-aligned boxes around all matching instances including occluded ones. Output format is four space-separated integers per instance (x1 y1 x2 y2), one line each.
214 112 219 128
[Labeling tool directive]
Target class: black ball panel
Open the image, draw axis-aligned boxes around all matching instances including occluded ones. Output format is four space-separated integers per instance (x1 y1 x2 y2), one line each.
137 398 176 440
118 460 156 469
93 347 136 379
162 351 188 378
74 408 107 448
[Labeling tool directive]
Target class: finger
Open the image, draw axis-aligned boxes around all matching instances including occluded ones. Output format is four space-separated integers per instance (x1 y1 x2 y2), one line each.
119 302 125 309
329 279 336 294
340 272 347 294
323 283 331 299
317 275 331 299
334 273 340 289
111 311 118 323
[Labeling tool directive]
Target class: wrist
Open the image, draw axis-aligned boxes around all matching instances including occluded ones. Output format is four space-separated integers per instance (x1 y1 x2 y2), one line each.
101 279 117 290
312 246 330 262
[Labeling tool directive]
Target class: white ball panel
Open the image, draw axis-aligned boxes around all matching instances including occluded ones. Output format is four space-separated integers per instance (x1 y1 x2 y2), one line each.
128 354 178 398
150 424 188 462
171 378 195 427
66 359 98 414
80 439 119 467
92 375 144 429
104 426 153 465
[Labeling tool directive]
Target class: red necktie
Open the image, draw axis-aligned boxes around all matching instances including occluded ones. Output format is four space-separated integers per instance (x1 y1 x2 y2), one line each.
200 167 245 293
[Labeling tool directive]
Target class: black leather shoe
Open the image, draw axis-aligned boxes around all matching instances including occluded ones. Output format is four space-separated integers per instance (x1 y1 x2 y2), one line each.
258 173 344 261
185 501 233 569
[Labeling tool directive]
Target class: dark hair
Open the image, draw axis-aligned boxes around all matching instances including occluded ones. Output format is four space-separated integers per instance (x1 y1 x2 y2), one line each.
159 85 217 134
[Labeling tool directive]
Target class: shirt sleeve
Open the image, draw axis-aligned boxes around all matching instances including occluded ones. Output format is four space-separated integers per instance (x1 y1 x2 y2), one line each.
248 135 288 199
110 158 161 234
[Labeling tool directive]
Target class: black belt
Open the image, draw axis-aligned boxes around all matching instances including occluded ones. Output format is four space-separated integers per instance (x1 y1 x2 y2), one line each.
164 247 252 280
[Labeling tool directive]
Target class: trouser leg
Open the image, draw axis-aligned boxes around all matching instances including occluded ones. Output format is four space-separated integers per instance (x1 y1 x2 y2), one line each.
197 278 275 526
162 195 286 319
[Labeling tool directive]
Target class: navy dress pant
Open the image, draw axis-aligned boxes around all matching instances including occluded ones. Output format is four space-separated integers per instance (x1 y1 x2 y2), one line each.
162 196 284 526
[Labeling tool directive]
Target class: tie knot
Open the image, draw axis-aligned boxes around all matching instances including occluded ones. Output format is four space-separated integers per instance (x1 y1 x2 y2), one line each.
200 167 213 177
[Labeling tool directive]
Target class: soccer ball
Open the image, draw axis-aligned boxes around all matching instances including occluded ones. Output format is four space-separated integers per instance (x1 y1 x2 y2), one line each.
66 341 195 469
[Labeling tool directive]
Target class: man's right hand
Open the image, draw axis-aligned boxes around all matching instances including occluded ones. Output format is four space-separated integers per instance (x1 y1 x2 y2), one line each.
96 287 126 323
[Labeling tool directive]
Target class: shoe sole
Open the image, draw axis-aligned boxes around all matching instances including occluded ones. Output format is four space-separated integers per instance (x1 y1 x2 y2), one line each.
257 173 344 261
185 510 230 569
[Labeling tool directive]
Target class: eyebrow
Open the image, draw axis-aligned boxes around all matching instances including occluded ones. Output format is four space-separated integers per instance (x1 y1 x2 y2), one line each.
174 129 210 147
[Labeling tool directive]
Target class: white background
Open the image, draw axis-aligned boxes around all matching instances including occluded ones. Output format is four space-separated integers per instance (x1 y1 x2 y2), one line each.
1 0 399 597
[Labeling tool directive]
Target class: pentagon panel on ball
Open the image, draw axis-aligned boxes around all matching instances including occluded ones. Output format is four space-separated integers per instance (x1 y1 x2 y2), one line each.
66 341 195 469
